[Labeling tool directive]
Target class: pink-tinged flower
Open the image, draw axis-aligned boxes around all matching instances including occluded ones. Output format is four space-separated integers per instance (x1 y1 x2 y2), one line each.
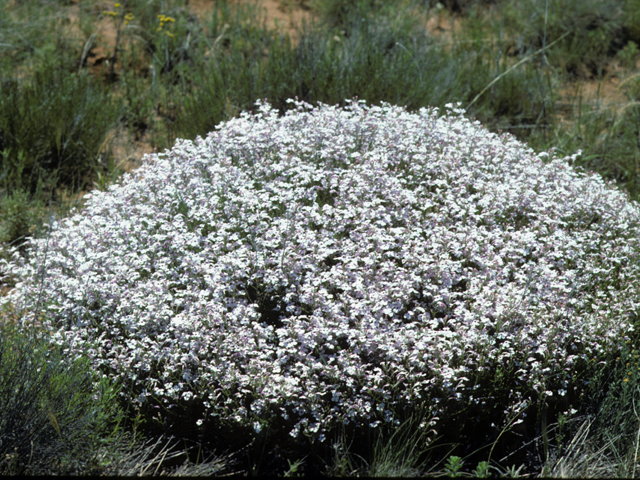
2 99 639 437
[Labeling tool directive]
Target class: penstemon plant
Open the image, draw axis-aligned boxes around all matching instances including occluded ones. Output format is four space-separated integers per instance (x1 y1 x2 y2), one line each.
2 98 640 444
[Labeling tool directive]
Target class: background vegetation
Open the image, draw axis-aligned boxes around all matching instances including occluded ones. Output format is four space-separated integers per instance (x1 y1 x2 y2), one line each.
3 0 640 475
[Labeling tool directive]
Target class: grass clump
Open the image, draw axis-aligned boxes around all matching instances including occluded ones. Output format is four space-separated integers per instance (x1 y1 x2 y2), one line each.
0 65 118 199
0 311 126 475
0 188 46 249
537 332 640 478
499 0 625 79
0 304 234 476
178 0 549 145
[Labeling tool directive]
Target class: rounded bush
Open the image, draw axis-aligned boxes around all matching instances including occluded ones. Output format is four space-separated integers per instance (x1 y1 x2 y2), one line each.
2 99 640 442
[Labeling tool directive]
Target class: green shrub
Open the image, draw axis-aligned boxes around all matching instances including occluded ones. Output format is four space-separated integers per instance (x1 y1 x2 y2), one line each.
0 314 125 475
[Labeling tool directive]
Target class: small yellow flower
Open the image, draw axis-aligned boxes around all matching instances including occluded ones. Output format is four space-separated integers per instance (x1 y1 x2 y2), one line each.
114 3 121 7
164 16 175 23
166 31 174 38
125 13 134 21
624 378 630 382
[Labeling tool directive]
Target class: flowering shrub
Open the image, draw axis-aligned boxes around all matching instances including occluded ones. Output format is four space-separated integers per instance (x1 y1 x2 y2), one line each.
3 99 640 441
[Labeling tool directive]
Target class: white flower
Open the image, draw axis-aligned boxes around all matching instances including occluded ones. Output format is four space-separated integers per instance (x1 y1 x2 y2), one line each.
2 98 639 437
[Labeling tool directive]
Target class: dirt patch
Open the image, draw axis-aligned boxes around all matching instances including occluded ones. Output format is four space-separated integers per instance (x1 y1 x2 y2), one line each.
107 127 157 172
189 0 313 41
554 71 631 129
257 0 313 37
424 9 464 44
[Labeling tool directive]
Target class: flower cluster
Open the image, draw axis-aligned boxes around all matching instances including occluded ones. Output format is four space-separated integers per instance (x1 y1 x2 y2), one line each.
157 14 175 38
102 2 134 26
3 99 640 439
102 2 121 17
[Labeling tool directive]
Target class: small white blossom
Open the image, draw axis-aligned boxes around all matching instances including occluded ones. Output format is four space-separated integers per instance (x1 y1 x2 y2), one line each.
2 99 639 437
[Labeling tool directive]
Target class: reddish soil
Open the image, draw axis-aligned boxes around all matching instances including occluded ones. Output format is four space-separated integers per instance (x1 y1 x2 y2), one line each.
190 0 313 40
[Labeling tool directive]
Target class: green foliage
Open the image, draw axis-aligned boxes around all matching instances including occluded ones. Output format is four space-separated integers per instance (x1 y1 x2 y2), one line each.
525 75 640 201
537 335 640 477
0 0 87 74
283 457 306 477
178 0 548 143
307 0 403 29
501 0 625 78
444 455 464 476
366 413 433 477
0 67 118 194
617 41 639 69
0 315 126 475
623 0 640 46
174 0 276 139
434 0 499 14
588 342 640 473
0 188 45 248
472 460 491 477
